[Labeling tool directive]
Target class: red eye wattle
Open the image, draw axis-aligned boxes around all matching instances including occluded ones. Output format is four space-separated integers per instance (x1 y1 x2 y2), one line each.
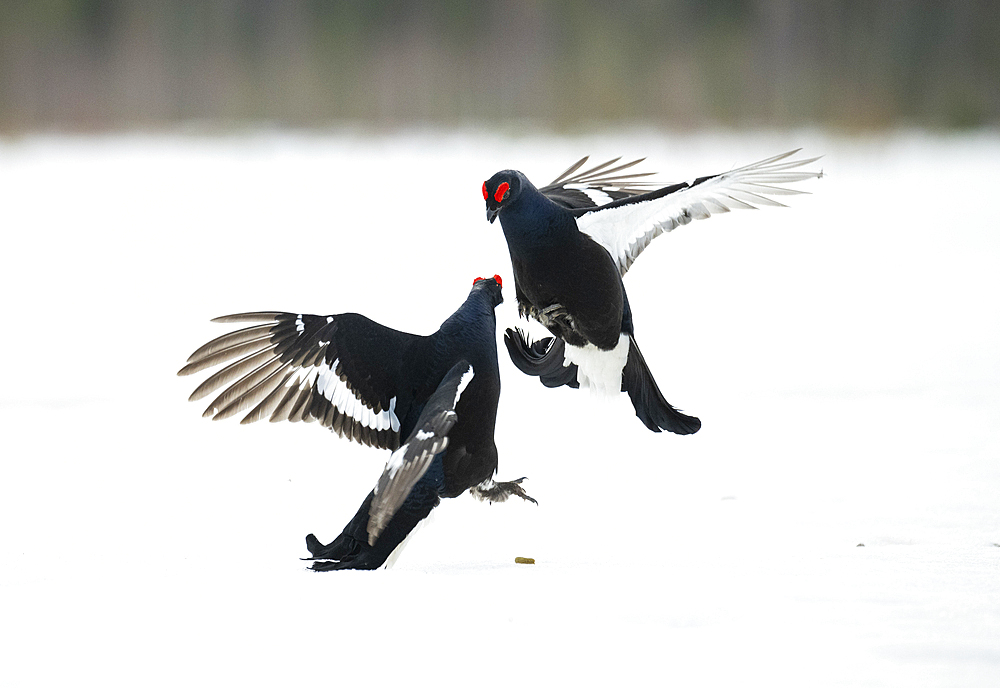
494 182 509 203
482 181 488 200
472 275 503 288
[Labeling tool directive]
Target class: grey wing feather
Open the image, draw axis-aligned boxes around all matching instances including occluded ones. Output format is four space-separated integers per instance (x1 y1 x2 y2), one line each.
540 156 659 210
178 312 410 450
576 149 823 276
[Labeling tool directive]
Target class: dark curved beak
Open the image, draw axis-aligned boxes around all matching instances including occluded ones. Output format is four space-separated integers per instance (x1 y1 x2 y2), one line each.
486 208 498 224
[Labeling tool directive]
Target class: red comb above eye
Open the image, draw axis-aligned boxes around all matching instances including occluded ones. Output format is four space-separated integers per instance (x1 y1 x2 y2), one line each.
472 275 503 287
494 182 509 203
482 181 487 200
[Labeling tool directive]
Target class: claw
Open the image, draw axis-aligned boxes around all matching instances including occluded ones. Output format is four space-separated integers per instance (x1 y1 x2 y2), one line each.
499 479 538 505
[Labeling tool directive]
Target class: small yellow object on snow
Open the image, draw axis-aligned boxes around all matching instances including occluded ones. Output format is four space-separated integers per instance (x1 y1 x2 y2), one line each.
514 557 535 565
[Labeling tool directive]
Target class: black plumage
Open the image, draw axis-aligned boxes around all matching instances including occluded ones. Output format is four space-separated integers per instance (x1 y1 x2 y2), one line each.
484 151 821 433
178 276 535 571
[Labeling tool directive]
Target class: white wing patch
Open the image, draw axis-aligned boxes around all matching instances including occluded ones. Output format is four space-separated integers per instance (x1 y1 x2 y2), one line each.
576 149 822 276
454 364 475 406
564 183 614 206
303 357 400 432
384 442 409 479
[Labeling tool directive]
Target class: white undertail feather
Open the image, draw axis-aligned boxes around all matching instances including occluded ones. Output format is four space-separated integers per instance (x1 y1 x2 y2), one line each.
563 332 629 398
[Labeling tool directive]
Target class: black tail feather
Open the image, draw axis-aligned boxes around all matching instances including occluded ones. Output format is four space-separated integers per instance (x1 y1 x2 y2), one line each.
503 328 580 389
623 336 701 435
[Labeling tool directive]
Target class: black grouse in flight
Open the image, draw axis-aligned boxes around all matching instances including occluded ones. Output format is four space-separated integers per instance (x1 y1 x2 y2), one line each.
484 150 821 434
177 275 535 571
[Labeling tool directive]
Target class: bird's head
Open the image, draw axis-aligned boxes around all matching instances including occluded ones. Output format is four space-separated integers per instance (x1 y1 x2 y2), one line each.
471 274 504 307
483 171 523 224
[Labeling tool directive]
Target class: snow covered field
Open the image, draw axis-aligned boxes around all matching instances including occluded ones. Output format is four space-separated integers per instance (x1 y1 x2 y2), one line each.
1 128 998 686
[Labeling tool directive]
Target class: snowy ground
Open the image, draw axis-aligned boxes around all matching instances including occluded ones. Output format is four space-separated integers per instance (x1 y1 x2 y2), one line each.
1 128 998 686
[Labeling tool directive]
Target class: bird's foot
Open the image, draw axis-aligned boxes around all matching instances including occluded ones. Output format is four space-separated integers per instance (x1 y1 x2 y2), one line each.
470 477 538 505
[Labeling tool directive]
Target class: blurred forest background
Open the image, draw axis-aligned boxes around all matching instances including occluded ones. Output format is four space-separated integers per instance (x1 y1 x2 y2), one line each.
0 0 998 133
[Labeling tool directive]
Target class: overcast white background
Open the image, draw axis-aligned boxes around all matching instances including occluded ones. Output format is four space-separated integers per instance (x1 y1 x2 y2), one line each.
1 129 998 686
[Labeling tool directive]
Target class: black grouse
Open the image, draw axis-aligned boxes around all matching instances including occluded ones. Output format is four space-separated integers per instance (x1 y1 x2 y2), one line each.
177 275 535 571
484 150 821 433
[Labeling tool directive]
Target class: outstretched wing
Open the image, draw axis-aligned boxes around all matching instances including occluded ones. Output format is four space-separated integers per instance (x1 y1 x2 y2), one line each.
540 156 659 210
177 311 421 450
367 361 475 545
574 149 822 276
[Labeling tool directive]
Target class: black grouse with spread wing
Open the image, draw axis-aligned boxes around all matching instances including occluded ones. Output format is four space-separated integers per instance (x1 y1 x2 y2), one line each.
485 151 821 433
178 276 534 571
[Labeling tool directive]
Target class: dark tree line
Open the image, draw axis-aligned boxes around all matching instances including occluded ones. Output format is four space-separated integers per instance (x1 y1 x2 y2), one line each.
1 0 996 132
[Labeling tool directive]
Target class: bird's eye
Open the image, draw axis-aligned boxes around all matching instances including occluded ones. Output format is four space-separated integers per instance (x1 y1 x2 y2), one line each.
494 182 509 203
482 181 488 201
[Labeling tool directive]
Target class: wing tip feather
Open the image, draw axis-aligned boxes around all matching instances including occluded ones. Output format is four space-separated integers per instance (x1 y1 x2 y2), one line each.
210 312 283 324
